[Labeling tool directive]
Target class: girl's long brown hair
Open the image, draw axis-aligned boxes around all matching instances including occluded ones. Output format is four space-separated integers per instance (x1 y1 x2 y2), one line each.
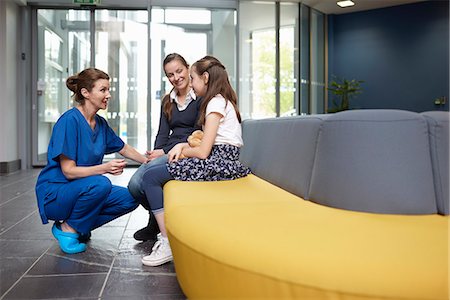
66 68 109 105
193 55 241 125
162 53 189 121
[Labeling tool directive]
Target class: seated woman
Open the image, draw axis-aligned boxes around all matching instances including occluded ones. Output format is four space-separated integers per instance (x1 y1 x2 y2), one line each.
35 67 148 254
128 53 202 241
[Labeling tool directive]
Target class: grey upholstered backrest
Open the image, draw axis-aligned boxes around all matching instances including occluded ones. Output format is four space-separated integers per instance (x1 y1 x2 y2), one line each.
421 111 449 215
308 109 437 214
240 115 327 199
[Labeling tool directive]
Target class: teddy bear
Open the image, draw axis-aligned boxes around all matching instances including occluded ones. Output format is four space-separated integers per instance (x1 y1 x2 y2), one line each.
179 130 203 159
187 130 204 147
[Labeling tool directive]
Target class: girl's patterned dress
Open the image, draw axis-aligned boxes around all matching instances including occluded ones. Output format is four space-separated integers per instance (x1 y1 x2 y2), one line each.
167 144 251 181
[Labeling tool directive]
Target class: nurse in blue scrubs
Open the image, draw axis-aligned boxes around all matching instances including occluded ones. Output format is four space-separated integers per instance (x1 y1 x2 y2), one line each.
35 68 148 254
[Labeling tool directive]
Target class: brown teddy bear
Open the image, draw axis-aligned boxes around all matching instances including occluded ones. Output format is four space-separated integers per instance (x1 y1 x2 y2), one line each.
180 130 203 159
187 130 204 147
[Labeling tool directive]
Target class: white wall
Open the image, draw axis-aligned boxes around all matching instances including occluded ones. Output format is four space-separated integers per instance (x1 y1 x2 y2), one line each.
0 1 20 164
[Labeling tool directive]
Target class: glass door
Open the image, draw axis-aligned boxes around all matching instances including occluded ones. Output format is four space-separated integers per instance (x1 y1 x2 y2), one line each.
149 7 236 146
33 8 148 165
34 9 91 165
95 10 148 157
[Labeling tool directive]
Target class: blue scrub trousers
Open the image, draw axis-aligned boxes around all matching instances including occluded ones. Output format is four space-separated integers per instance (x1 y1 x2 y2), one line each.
44 175 138 234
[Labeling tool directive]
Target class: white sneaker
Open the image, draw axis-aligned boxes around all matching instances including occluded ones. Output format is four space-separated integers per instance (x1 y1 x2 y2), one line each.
141 233 173 266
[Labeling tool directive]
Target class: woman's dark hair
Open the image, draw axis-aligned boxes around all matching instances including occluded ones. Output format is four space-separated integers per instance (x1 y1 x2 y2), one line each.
66 68 109 105
162 53 190 121
193 55 241 125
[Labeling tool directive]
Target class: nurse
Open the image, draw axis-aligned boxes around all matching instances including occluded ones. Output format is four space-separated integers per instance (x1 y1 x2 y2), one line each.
35 67 148 254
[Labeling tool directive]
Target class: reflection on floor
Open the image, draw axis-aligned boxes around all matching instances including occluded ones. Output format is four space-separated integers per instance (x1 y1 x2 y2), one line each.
0 168 185 299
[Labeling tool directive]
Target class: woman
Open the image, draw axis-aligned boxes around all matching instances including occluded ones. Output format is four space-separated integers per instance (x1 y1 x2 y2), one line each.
35 67 148 254
140 56 250 266
128 53 202 241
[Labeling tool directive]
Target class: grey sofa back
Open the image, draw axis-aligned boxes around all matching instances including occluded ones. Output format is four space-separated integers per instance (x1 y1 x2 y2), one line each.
240 109 449 215
240 115 327 199
421 111 449 215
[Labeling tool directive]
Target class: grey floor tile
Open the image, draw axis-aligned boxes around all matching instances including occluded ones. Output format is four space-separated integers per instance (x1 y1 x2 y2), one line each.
90 226 126 242
0 175 38 204
113 253 176 274
0 239 50 258
46 238 119 267
28 253 110 275
3 274 106 299
0 211 53 240
118 238 156 256
0 192 39 232
0 169 40 188
102 295 186 300
0 257 37 295
101 270 183 298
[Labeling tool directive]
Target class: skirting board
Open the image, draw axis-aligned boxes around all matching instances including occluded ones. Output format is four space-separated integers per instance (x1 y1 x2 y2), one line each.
0 159 21 174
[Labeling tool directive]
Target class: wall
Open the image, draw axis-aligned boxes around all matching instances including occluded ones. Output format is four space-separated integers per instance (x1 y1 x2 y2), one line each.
0 1 21 172
328 1 449 112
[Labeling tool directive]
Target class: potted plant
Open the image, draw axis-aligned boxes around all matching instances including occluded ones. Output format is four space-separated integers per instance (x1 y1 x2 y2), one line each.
327 76 364 113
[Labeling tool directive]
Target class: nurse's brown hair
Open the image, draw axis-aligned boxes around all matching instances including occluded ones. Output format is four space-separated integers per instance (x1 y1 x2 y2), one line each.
66 68 110 105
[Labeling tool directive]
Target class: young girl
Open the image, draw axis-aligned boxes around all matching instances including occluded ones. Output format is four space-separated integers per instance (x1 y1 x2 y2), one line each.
140 55 250 266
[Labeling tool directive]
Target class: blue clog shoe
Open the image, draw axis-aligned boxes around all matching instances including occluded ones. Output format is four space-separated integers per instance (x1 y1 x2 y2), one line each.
52 222 87 254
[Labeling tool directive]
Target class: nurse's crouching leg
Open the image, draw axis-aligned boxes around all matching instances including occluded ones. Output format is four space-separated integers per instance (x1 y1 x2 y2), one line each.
63 175 113 234
91 185 139 230
45 175 112 253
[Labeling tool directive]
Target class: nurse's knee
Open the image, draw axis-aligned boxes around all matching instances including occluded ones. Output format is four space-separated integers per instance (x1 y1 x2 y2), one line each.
119 189 140 212
88 175 112 198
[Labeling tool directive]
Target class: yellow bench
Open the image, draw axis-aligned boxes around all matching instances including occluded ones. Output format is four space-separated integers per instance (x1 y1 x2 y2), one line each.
165 110 449 299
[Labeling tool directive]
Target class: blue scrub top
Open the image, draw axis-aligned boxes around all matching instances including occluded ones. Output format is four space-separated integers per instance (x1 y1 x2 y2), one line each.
35 107 125 223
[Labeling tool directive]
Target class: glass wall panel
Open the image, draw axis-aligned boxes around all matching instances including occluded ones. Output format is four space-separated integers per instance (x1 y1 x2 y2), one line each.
280 3 299 117
239 2 276 119
95 10 148 156
36 9 90 163
310 9 325 114
149 7 236 148
150 7 209 149
300 4 310 114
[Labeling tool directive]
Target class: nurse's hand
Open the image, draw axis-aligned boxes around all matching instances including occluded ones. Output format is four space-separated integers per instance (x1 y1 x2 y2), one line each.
106 159 127 175
146 149 164 161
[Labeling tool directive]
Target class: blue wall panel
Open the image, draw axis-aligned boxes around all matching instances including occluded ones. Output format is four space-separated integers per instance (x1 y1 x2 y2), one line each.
328 1 449 112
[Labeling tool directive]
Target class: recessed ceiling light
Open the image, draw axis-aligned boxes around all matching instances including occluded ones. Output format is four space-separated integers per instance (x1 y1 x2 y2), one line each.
337 0 355 8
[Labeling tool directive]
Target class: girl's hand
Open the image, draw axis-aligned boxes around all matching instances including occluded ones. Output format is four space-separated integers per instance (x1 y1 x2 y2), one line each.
105 159 127 175
146 149 165 161
168 143 188 162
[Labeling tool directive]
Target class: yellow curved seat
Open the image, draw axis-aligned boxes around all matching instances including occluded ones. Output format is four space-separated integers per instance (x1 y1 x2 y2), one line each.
164 175 449 300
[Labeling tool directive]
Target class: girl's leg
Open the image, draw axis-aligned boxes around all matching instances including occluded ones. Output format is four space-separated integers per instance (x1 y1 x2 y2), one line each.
154 212 166 236
90 185 139 229
45 175 112 234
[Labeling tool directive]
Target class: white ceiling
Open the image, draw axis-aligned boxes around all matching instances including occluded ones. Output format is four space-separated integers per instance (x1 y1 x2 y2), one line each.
294 0 428 15
14 0 430 14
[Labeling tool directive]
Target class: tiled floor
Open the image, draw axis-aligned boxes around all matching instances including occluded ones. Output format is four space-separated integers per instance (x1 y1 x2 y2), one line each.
0 168 185 299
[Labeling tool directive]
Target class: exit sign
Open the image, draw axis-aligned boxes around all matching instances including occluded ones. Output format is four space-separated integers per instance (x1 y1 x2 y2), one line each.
73 0 101 4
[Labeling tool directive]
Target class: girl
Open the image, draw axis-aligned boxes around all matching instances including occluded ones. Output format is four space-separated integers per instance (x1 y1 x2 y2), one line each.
140 55 250 267
35 68 148 254
128 53 202 241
